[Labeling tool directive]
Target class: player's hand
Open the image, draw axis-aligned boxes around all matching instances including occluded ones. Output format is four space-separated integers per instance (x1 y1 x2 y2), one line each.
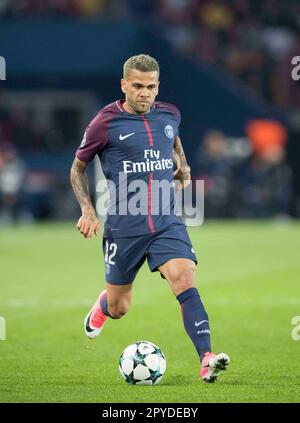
174 164 191 191
76 207 100 240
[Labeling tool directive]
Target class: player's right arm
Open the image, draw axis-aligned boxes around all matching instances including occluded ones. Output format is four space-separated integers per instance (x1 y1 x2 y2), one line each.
70 157 100 240
71 109 109 239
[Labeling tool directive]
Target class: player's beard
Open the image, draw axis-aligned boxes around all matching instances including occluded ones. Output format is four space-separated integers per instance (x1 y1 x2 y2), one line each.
131 99 152 114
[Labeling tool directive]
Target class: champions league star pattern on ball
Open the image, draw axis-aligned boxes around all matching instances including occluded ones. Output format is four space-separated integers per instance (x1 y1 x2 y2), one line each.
119 341 166 385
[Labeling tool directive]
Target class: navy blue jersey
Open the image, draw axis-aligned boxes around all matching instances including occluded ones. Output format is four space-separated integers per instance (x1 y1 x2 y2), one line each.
76 99 184 237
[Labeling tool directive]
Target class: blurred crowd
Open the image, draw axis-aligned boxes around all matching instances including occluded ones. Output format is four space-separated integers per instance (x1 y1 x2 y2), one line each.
0 0 133 18
153 0 300 109
0 0 298 221
0 106 82 222
0 108 41 151
0 107 76 152
195 120 292 218
0 145 27 223
1 0 299 108
0 140 78 223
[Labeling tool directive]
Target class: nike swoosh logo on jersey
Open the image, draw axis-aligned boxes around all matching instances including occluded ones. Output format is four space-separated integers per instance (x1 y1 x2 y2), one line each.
119 133 135 140
195 320 209 327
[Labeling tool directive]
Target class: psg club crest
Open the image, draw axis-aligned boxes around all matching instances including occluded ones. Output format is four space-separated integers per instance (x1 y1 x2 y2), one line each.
164 125 174 139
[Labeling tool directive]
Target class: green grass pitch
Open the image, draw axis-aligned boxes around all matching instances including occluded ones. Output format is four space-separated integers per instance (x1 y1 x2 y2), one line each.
0 221 300 403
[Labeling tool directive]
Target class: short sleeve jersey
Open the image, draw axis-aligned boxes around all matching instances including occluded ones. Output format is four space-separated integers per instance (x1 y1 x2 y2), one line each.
76 99 184 237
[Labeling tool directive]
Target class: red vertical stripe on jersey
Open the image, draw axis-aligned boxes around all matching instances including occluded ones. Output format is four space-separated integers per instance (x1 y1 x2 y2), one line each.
142 114 155 233
148 173 155 233
142 115 154 146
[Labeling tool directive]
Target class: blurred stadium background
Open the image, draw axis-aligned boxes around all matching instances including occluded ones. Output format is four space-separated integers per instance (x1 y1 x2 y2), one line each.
1 0 300 403
1 0 300 221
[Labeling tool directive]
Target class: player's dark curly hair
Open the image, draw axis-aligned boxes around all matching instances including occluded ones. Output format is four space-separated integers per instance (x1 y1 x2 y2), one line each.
123 54 159 78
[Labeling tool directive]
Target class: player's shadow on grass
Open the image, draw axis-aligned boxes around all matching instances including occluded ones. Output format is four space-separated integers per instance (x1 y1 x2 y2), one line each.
162 375 192 386
217 379 246 386
162 375 239 386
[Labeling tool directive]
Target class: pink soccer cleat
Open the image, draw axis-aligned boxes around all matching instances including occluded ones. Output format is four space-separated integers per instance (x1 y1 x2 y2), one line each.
200 352 230 383
84 290 108 339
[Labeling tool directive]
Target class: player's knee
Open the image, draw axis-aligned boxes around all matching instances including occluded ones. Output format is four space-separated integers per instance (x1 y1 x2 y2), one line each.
171 266 195 292
109 301 130 319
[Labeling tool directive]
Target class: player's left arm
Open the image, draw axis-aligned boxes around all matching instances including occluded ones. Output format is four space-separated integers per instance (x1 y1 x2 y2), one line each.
173 136 191 190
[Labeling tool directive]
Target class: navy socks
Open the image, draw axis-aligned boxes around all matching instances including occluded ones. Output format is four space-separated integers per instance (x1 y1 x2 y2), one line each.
176 287 211 360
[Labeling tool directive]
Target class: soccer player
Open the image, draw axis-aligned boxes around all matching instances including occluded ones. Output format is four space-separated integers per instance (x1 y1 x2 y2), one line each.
70 54 229 383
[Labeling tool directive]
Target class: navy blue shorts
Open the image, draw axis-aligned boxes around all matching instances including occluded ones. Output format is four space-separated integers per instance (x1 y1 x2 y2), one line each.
102 224 197 285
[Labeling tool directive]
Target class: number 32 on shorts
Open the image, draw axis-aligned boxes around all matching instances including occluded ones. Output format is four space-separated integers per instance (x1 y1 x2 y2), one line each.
104 241 117 265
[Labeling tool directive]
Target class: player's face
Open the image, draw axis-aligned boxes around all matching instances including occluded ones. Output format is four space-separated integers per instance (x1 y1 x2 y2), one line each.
121 69 159 114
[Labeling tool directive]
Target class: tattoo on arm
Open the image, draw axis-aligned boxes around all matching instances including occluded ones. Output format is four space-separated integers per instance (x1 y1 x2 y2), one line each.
174 136 188 167
70 157 95 213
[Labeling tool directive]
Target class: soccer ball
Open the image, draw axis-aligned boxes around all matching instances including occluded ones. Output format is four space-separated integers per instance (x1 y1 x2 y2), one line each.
119 341 166 385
